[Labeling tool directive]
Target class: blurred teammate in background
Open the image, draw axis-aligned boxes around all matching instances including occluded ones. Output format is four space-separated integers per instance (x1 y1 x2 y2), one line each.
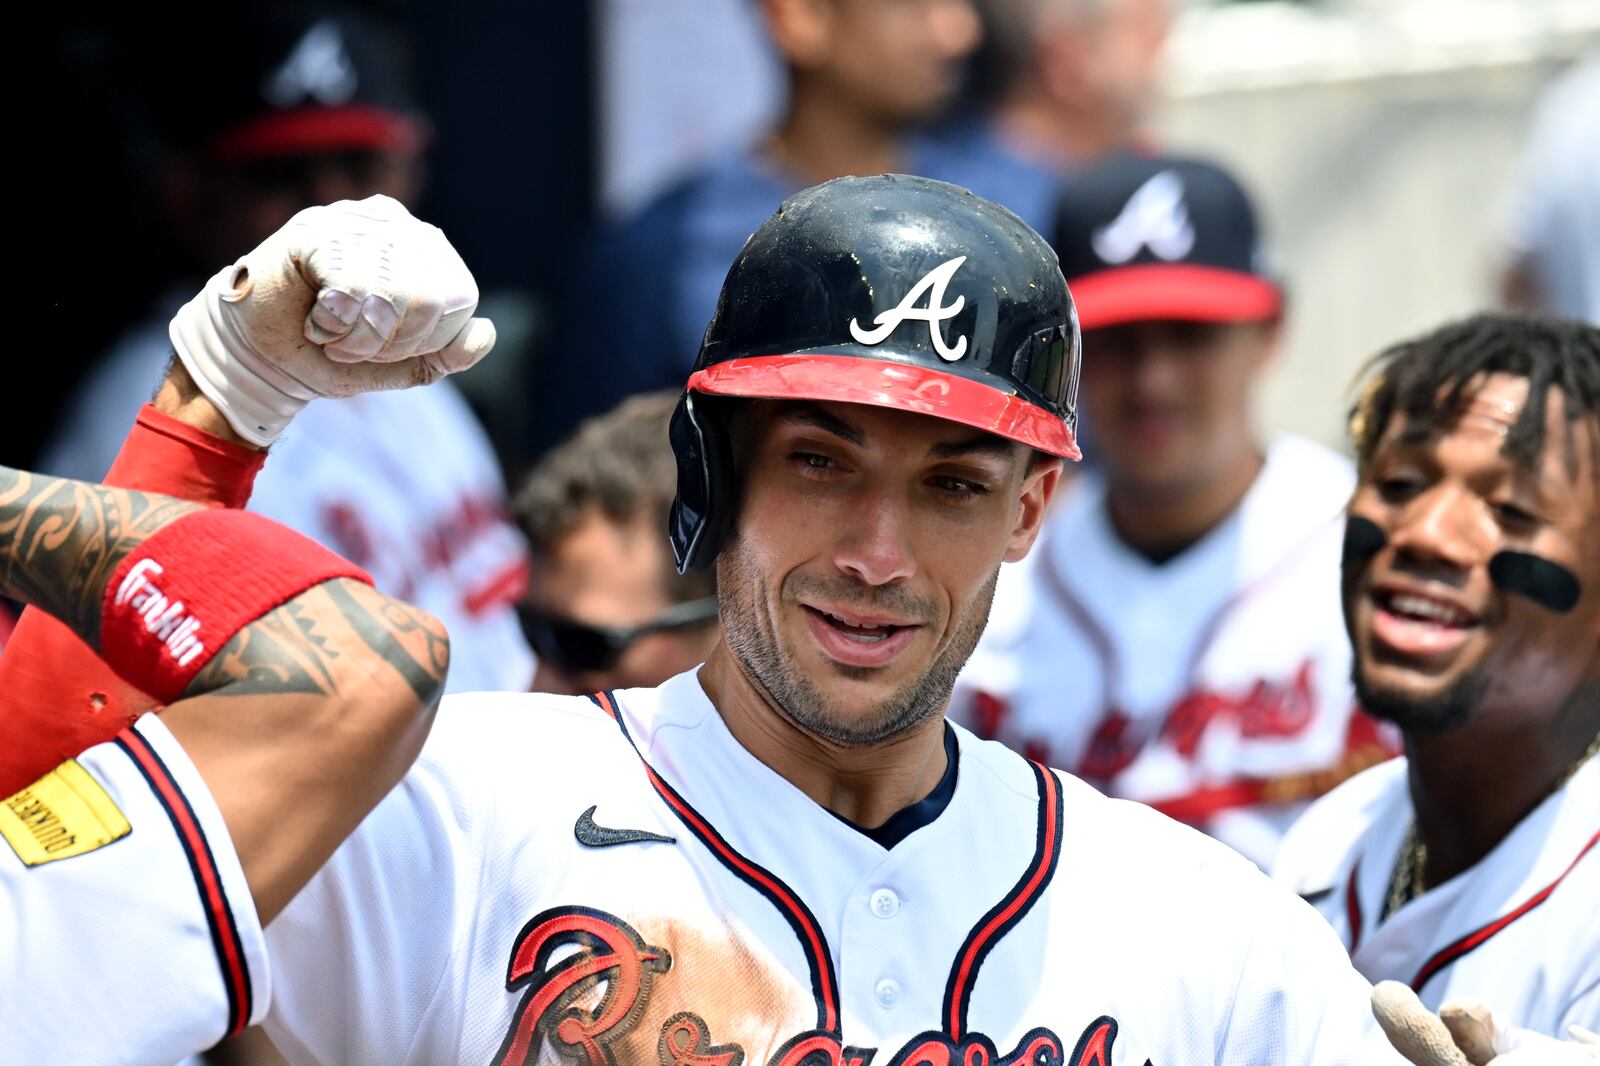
513 391 718 696
1498 53 1599 325
955 153 1394 868
34 5 532 697
530 0 983 456
918 0 1171 234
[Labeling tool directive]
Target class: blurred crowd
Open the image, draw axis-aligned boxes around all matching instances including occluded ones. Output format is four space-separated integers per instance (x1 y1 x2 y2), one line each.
12 1 1598 1063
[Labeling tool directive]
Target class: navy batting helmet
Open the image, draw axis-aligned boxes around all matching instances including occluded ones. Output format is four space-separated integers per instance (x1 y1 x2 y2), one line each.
669 173 1081 572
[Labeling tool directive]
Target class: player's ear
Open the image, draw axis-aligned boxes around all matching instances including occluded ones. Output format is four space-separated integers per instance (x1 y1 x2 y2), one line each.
1004 452 1062 563
763 0 834 69
1252 312 1286 373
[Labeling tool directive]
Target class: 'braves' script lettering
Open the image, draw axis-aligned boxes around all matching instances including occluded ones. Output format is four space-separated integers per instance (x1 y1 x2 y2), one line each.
494 907 1133 1065
1078 659 1319 783
494 906 671 1065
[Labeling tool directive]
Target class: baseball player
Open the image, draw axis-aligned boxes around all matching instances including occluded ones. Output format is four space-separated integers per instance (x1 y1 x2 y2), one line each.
1273 314 1600 1035
5 182 1550 1066
513 390 720 695
1 194 495 1063
955 154 1393 868
34 6 532 704
0 469 452 1064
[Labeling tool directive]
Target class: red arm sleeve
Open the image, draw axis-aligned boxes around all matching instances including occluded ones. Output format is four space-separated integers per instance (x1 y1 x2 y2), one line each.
0 405 267 793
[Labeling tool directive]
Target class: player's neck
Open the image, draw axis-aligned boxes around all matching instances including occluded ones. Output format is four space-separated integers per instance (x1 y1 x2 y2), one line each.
767 88 906 188
1104 444 1263 564
698 646 951 829
1404 702 1600 889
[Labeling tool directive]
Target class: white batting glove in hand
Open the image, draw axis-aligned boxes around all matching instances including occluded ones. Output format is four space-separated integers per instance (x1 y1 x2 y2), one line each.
169 194 496 446
1374 981 1600 1065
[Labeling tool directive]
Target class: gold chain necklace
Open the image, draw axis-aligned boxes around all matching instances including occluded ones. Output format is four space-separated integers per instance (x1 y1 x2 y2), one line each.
1384 731 1600 921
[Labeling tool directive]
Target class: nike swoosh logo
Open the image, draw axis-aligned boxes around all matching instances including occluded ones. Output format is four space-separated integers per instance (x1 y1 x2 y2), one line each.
574 805 677 848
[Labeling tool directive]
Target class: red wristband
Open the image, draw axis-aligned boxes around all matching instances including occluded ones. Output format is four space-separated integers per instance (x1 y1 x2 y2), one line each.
100 510 373 703
104 404 267 509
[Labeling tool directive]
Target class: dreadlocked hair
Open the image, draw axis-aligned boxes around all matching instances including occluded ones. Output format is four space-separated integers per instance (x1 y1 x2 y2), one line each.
1349 312 1600 472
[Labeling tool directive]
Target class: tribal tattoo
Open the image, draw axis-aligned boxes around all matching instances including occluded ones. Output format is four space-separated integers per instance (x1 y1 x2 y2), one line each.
186 580 451 705
0 466 449 706
0 466 201 646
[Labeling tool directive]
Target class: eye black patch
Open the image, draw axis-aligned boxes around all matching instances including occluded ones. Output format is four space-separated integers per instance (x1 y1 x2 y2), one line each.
1342 516 1388 568
1488 551 1581 614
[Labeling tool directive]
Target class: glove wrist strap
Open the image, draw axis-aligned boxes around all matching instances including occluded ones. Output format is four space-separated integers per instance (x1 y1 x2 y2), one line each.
169 264 308 447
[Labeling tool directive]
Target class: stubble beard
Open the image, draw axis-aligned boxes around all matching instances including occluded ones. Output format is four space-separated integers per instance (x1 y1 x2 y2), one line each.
717 534 998 748
1351 657 1488 737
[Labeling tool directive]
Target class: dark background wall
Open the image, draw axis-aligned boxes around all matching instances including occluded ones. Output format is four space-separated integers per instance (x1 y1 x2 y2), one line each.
12 3 594 475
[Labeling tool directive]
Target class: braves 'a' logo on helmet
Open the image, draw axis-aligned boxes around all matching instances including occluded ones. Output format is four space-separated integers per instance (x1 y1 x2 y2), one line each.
848 256 969 362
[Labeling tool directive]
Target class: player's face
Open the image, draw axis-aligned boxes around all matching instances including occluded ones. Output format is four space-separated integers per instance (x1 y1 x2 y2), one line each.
1344 374 1600 735
526 510 718 695
772 0 981 126
717 400 1059 746
1080 318 1276 499
180 149 423 265
1063 0 1171 131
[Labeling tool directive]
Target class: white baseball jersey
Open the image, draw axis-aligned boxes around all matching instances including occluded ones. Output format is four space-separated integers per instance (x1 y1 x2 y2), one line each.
47 669 1396 1065
954 435 1393 868
7 672 1412 1063
1 716 269 1065
1272 754 1600 1035
247 385 533 694
40 311 534 695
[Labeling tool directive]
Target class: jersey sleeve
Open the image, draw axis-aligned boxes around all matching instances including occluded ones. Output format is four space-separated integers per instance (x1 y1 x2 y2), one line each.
1222 884 1405 1064
1561 973 1600 1030
1270 793 1346 898
0 714 269 1065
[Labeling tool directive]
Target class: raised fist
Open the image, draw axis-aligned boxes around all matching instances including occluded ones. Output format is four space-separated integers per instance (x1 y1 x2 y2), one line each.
169 195 496 446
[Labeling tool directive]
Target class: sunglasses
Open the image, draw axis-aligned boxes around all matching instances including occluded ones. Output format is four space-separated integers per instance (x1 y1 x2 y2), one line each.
516 597 719 674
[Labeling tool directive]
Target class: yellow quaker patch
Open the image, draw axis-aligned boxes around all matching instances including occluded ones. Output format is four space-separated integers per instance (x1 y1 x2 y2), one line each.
1 760 131 866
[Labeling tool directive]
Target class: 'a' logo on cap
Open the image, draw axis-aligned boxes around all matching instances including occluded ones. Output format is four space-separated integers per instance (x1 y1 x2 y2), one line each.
1091 172 1195 265
263 21 359 107
849 256 969 362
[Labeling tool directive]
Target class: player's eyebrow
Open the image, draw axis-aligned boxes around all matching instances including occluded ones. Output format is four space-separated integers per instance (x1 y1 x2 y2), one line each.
774 404 865 446
927 434 1015 461
773 403 1013 462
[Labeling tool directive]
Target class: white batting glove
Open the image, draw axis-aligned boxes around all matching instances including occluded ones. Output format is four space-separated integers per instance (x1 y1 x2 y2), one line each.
169 194 496 446
1374 980 1600 1065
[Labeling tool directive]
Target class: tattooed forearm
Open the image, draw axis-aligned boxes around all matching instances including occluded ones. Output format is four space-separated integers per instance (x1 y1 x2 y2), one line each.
324 579 450 704
1 465 449 708
184 598 344 698
0 466 200 646
184 578 450 706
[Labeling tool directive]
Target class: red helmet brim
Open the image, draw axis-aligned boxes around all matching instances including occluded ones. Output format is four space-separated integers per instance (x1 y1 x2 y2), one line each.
687 354 1081 461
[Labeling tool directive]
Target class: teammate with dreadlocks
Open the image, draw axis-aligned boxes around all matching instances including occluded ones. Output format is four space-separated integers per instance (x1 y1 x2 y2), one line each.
1274 312 1600 1041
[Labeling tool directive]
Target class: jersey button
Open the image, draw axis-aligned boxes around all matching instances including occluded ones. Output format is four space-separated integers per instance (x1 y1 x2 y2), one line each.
869 888 900 918
875 978 901 1008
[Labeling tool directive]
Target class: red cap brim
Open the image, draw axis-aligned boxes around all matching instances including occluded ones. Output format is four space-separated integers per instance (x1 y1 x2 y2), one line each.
687 354 1081 460
1069 264 1282 330
208 105 429 162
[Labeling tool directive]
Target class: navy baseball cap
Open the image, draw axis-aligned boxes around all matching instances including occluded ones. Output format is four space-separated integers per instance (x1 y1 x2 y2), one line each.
1051 154 1283 330
149 6 429 163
